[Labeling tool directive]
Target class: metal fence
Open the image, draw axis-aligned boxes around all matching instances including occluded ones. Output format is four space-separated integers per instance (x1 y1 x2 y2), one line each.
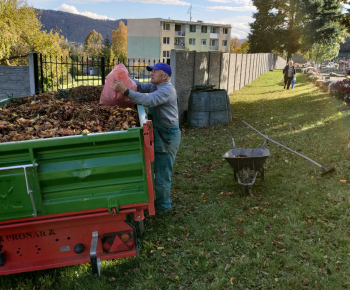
317 65 346 75
34 53 161 93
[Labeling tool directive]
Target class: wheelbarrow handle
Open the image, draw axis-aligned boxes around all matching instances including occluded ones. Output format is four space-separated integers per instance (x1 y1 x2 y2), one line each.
262 139 267 148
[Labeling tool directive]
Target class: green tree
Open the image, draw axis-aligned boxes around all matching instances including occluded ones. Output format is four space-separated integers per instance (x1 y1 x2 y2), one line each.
84 30 103 58
304 41 341 63
248 0 344 61
338 0 350 33
112 21 127 61
0 0 68 65
101 34 115 61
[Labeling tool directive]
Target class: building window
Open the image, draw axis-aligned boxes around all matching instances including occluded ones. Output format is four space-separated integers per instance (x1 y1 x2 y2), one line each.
201 26 207 33
223 28 228 34
163 23 170 31
163 51 170 58
201 39 207 46
189 38 196 45
222 40 227 46
190 25 196 32
210 39 217 46
163 37 170 44
210 27 218 33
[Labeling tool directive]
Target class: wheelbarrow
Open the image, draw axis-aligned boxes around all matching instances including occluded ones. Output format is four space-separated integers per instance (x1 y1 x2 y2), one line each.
222 139 270 194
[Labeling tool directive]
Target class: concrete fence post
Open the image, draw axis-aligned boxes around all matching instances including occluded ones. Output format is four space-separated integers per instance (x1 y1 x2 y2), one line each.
28 52 39 95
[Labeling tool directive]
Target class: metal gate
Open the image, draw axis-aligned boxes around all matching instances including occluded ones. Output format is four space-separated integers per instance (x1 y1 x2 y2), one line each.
33 53 160 93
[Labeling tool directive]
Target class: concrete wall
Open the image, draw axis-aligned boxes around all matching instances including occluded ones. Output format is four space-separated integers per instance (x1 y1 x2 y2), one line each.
0 66 31 100
171 50 286 123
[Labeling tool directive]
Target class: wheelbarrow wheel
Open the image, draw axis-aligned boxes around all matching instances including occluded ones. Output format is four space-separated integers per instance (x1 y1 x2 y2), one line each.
244 185 252 194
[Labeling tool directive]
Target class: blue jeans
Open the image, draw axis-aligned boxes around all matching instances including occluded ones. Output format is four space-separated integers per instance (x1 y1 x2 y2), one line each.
153 126 181 210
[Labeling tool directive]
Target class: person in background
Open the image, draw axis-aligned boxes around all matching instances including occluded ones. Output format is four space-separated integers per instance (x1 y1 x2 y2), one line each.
111 63 181 214
283 60 296 90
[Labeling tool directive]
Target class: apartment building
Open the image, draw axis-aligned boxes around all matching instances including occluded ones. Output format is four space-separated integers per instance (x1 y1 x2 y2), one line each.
127 18 231 64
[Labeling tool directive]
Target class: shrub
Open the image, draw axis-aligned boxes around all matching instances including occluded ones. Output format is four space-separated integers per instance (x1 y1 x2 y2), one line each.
346 68 350 76
320 80 333 92
316 80 323 87
302 67 319 74
329 79 350 102
306 70 322 83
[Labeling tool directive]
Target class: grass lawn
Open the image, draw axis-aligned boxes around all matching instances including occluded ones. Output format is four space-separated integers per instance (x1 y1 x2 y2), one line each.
2 71 350 289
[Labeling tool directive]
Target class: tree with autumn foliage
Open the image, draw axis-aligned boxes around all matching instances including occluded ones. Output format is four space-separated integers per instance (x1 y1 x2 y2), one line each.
230 38 250 53
112 21 127 61
84 30 103 58
248 0 344 61
230 38 241 53
0 0 69 65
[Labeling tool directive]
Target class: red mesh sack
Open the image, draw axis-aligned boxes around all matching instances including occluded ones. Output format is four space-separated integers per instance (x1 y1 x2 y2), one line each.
100 63 137 108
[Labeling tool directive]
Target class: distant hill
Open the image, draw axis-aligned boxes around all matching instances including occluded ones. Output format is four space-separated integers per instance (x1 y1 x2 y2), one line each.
37 9 127 43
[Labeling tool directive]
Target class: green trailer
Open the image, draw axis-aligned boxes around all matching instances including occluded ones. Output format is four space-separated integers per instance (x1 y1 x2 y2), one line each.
0 104 155 276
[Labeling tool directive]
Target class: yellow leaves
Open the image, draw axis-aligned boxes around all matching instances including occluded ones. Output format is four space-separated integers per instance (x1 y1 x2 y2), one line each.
1 1 69 65
112 21 127 59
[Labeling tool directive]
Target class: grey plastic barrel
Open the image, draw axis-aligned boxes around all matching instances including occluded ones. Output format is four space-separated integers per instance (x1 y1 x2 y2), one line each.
187 88 232 128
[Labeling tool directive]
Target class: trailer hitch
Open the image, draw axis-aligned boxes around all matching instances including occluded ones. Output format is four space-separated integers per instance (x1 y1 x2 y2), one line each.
90 231 101 277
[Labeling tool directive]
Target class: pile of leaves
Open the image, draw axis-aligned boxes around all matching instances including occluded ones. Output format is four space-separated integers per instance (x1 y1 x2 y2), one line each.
0 86 139 143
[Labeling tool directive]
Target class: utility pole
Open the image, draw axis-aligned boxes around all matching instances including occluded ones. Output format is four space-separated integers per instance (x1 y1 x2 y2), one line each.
188 4 192 22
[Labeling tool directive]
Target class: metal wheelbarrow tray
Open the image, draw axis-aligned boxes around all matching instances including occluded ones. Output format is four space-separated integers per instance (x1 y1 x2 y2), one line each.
223 144 270 194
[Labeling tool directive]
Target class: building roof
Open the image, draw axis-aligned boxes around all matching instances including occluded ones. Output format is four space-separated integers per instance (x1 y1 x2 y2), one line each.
127 18 231 28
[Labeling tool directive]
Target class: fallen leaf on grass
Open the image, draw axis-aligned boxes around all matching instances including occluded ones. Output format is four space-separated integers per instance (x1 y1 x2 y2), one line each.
237 229 244 236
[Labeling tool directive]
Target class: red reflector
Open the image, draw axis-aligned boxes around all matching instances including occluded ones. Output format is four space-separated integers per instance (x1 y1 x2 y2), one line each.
101 231 135 253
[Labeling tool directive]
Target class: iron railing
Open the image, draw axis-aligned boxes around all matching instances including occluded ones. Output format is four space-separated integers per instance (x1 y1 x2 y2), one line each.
36 53 161 93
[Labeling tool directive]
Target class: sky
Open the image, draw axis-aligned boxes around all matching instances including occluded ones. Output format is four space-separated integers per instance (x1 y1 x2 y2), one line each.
26 0 256 39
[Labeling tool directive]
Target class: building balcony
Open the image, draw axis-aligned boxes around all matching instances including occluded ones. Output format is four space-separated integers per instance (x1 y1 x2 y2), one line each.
175 31 186 37
209 45 219 51
210 33 220 39
175 44 185 49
